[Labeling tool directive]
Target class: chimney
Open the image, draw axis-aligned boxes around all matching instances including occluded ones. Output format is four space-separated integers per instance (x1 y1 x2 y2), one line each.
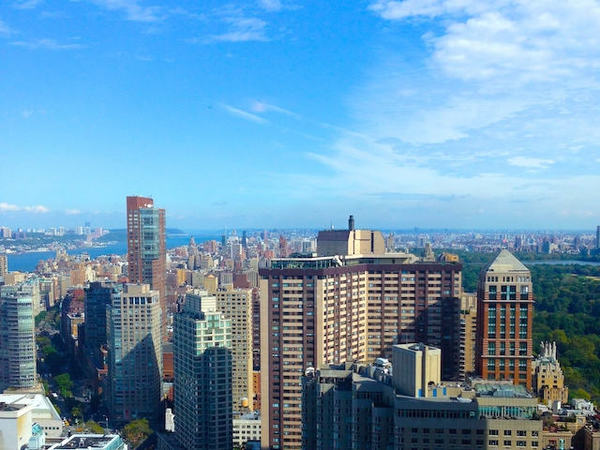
348 215 355 231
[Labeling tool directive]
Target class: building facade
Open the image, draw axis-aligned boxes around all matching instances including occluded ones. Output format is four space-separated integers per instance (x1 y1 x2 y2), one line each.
0 282 37 390
84 282 120 369
0 253 7 278
303 345 543 450
173 291 233 450
259 253 462 448
215 287 254 414
475 250 534 389
126 196 166 331
532 341 568 405
107 284 162 424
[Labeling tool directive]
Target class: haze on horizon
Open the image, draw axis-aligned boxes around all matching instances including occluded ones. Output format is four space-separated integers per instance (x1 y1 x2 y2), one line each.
1 0 600 230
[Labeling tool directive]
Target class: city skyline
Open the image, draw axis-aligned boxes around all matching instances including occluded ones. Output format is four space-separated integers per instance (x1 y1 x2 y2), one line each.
2 1 600 229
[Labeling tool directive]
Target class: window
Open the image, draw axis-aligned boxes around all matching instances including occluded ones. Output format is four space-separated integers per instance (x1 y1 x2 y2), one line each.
516 440 527 447
504 440 512 446
489 440 498 446
504 430 512 436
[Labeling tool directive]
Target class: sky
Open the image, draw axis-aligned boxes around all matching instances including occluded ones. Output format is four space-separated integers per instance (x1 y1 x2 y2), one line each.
1 0 600 230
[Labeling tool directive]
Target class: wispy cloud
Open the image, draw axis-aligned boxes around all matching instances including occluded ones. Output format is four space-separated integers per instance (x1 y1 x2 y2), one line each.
507 156 555 169
210 16 268 42
89 0 163 22
0 19 12 35
220 103 269 124
250 100 298 117
65 208 82 215
12 0 43 9
282 0 600 224
0 202 49 213
258 0 282 12
11 38 85 50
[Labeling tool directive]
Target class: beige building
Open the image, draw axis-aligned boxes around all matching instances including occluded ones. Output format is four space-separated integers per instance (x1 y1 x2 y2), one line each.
392 343 441 398
3 271 27 285
461 292 477 374
532 341 568 405
303 352 544 450
215 286 254 414
316 216 385 257
107 283 163 424
260 253 462 449
204 274 218 293
0 254 7 277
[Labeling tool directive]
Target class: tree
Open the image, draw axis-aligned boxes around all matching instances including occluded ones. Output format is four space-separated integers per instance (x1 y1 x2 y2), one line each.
85 421 104 434
54 373 74 398
122 418 153 448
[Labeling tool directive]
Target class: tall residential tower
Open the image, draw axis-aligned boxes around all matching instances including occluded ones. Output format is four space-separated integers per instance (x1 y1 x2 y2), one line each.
259 220 462 449
173 291 233 450
126 196 166 330
0 282 37 390
475 250 534 389
107 284 162 424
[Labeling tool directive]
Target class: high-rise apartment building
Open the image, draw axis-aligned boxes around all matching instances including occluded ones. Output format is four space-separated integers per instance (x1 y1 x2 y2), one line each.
107 284 162 424
215 287 254 414
84 282 120 368
126 196 166 330
476 250 534 389
0 283 37 390
259 250 462 448
0 254 7 278
173 291 233 450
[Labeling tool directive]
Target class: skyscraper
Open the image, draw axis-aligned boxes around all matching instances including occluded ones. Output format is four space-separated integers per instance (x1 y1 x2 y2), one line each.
126 196 166 331
596 225 600 249
0 282 37 390
475 250 534 389
215 286 254 414
0 254 7 278
107 284 162 424
173 291 233 450
84 282 120 368
259 229 462 448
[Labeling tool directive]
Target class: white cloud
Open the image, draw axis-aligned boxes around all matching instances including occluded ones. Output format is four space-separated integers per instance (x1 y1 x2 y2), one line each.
210 16 268 42
507 156 554 169
0 202 49 213
65 209 82 215
11 39 85 50
13 0 43 9
89 0 163 22
220 103 269 124
250 100 298 117
0 19 12 35
258 0 282 12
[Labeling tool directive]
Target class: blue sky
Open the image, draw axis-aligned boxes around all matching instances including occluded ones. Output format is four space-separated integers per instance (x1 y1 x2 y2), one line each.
1 0 600 230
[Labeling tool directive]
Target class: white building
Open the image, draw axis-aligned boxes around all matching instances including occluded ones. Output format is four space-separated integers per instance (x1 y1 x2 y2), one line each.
233 411 261 447
0 393 63 438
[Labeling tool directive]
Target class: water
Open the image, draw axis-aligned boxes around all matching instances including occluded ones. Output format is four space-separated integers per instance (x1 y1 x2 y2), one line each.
6 233 222 273
524 260 600 266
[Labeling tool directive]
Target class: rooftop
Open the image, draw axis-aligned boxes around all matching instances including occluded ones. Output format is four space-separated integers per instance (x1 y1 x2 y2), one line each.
473 382 532 398
487 249 529 273
49 434 123 450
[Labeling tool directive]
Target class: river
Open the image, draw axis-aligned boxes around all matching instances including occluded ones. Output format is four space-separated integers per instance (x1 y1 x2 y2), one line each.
6 233 222 273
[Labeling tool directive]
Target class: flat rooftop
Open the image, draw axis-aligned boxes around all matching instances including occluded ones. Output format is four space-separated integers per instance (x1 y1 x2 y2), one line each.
473 382 532 398
49 434 122 449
